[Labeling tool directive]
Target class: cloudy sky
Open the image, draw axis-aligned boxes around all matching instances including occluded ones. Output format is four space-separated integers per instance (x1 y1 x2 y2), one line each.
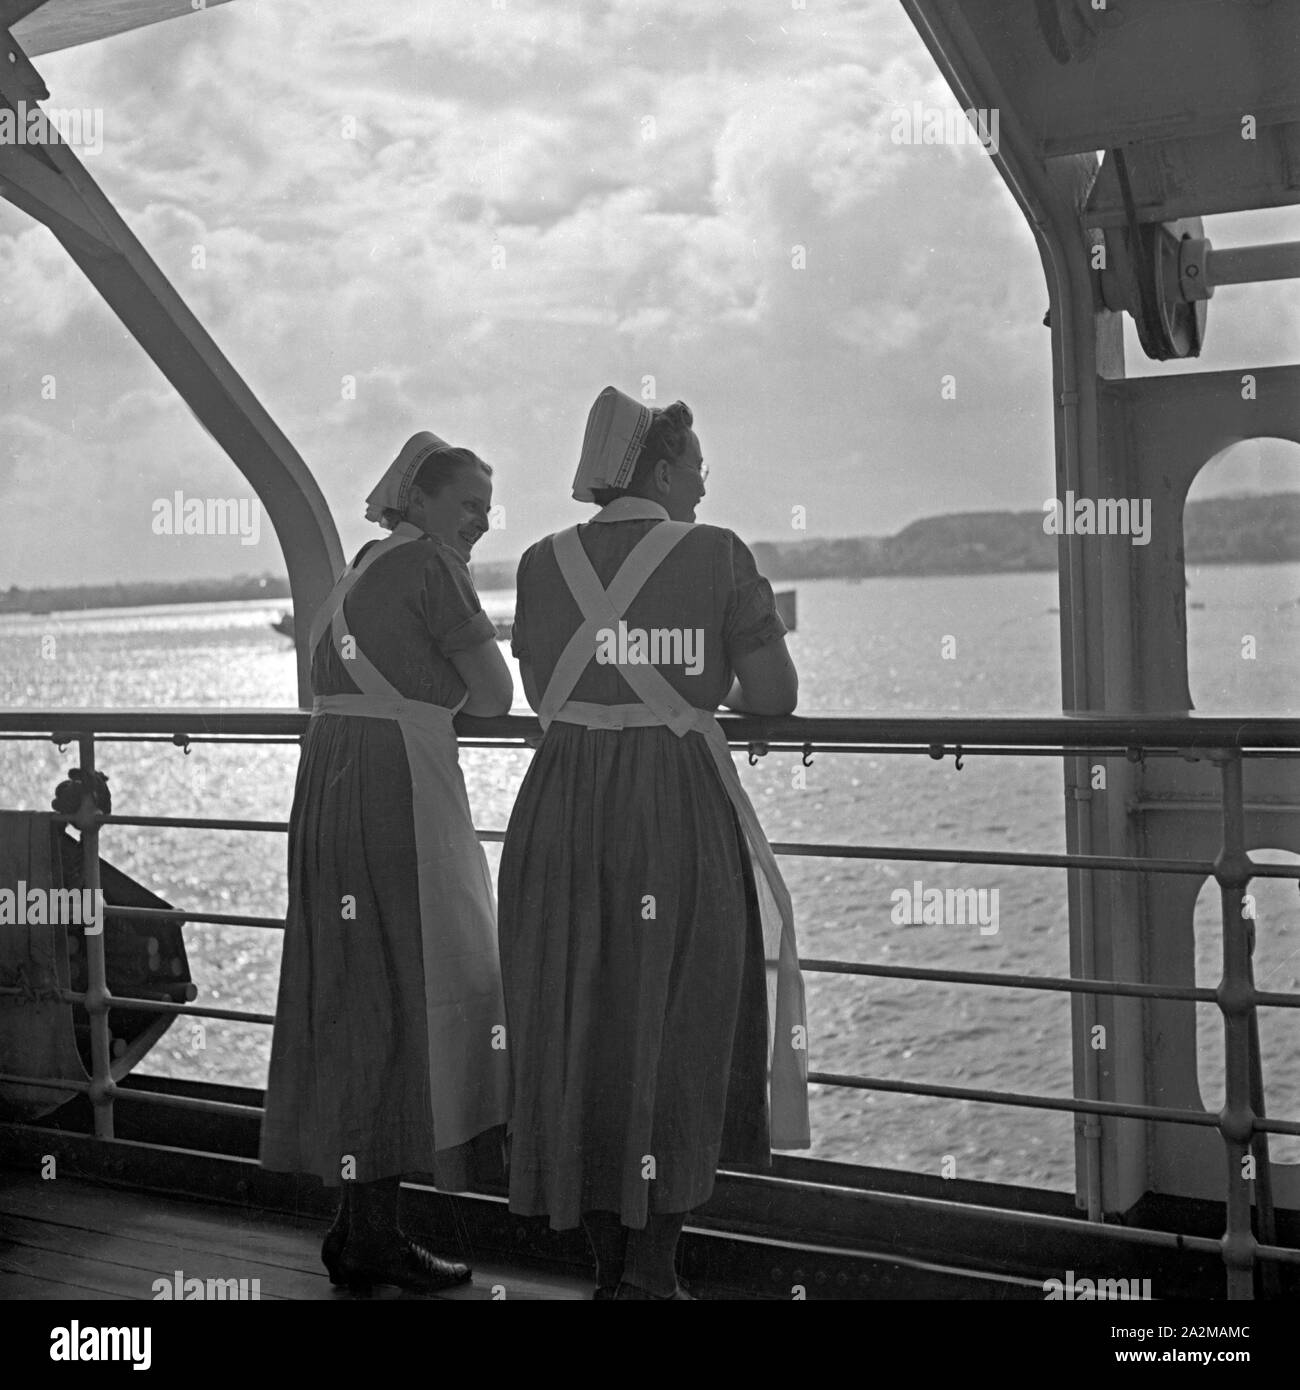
1 0 1296 587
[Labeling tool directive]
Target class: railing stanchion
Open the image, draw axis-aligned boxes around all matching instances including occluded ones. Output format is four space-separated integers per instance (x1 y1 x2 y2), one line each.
77 733 114 1139
1213 749 1257 1299
1248 1004 1279 1297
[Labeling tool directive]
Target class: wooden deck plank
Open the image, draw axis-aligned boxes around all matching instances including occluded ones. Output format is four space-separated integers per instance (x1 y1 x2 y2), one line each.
1 1174 594 1300
2 1175 341 1275
0 1268 128 1300
0 1213 304 1299
0 1243 162 1300
0 1210 588 1300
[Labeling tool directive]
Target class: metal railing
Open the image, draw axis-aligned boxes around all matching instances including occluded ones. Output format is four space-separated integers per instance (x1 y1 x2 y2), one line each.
2 708 1299 1298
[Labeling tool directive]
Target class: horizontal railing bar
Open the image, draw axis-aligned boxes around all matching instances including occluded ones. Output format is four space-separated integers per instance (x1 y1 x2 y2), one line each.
12 965 1298 1031
10 1059 1296 1138
807 1070 1218 1126
19 728 1300 762
6 1045 1296 1132
1 709 1296 749
60 813 510 844
100 905 284 930
799 957 1219 1003
803 958 1300 1010
807 1071 1300 1136
34 735 304 746
53 809 1282 878
0 1074 260 1119
110 996 273 1025
1256 988 1300 1008
1134 800 1300 814
1256 1243 1300 1268
770 842 1216 874
98 815 288 832
732 744 1300 763
108 1087 265 1117
711 744 1241 760
0 984 274 1024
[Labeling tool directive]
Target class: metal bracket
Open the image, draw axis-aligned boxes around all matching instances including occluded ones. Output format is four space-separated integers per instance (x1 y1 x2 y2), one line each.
0 25 48 103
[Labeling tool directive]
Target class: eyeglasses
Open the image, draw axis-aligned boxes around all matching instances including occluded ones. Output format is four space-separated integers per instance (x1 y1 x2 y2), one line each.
668 459 708 484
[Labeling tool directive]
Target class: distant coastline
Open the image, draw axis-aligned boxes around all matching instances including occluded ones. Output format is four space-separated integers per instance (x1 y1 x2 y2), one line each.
2 492 1296 615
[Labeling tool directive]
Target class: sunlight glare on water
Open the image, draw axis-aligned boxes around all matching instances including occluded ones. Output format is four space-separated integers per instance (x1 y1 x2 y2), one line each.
1 565 1296 1190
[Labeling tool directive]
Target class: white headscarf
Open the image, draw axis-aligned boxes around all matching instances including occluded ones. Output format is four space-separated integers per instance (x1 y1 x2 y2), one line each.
364 431 454 528
571 386 655 503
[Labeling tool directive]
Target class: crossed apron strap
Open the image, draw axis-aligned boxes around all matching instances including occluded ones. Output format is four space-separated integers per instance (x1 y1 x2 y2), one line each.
308 524 467 713
539 521 696 732
542 519 812 1149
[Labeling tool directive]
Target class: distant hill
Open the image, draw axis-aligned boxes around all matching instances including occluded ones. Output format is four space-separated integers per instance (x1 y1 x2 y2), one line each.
3 493 1296 614
749 492 1300 581
0 574 290 616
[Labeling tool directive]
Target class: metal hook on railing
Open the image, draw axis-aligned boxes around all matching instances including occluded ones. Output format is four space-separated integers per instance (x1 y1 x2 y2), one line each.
172 733 192 756
55 739 69 754
801 743 814 768
927 742 963 771
748 741 768 766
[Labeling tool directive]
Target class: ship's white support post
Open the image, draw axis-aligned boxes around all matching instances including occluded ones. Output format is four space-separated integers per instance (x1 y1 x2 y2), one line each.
904 6 1300 1290
0 31 342 705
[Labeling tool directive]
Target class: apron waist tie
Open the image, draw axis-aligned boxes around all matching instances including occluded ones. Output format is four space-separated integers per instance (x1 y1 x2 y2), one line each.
312 693 461 739
550 700 707 735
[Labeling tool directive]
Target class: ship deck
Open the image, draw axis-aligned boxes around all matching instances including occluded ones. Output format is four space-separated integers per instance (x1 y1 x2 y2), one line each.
0 1171 593 1302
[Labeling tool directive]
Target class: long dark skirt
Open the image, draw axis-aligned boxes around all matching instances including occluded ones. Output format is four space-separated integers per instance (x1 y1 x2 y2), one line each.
260 715 492 1187
498 724 769 1231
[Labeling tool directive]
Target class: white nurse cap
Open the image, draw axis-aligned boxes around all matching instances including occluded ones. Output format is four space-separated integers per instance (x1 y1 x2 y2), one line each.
571 386 654 503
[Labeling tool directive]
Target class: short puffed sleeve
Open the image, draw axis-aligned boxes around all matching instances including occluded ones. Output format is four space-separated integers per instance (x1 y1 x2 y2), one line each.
420 540 497 654
722 531 787 661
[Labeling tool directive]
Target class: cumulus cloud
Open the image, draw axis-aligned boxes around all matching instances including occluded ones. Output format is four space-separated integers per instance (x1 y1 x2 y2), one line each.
2 0 1069 585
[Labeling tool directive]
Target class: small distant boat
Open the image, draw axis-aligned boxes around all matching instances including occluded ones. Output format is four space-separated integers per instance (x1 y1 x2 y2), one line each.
271 612 294 640
775 589 797 632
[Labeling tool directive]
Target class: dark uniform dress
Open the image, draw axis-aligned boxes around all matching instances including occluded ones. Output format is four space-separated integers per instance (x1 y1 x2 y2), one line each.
260 534 500 1185
499 519 787 1230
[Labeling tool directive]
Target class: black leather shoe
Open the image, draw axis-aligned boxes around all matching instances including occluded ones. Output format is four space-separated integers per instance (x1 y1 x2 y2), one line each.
340 1238 472 1295
322 1225 347 1286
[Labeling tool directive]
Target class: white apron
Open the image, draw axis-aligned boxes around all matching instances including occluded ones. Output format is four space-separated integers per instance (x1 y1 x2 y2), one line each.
306 522 509 1153
536 507 811 1150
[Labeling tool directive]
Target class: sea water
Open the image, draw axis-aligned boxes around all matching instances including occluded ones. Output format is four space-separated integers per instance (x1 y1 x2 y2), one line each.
1 564 1297 1188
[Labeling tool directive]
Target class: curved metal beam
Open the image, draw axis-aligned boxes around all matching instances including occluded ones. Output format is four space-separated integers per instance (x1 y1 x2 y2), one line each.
0 32 342 704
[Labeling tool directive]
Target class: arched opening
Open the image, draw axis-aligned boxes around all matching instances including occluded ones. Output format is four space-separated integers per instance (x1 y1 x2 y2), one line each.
1184 439 1300 716
1193 848 1300 1166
